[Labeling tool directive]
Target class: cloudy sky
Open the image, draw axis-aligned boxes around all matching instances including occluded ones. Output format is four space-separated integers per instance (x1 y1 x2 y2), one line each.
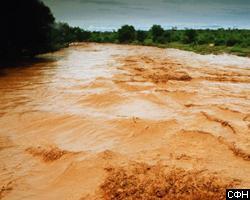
42 0 250 30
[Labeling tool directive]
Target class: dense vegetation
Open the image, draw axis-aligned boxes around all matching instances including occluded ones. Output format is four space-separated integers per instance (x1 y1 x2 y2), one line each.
1 0 250 61
1 0 55 60
58 24 250 57
48 22 250 56
84 25 250 56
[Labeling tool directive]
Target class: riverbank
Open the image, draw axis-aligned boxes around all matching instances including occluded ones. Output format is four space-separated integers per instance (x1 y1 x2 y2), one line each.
0 43 250 199
156 42 250 57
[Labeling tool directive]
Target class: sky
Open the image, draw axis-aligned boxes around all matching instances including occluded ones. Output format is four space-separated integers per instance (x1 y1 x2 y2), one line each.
41 0 250 31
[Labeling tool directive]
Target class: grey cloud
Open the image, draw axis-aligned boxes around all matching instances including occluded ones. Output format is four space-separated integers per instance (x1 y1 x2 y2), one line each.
42 0 250 30
79 0 126 5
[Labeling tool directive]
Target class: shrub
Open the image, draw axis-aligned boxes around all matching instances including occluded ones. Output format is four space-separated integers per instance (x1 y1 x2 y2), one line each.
226 37 240 46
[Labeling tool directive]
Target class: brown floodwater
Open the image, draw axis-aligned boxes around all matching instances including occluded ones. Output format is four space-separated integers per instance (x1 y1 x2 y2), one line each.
0 43 250 200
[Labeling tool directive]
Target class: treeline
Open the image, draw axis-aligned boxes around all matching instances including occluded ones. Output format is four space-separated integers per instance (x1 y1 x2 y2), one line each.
52 23 250 56
52 23 250 48
1 0 250 61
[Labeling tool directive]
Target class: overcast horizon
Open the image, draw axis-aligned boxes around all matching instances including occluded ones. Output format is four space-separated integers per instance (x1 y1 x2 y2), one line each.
42 0 250 31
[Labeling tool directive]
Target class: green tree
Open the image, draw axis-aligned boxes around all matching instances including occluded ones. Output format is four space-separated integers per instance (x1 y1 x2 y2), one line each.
1 0 55 59
150 25 164 43
118 25 136 43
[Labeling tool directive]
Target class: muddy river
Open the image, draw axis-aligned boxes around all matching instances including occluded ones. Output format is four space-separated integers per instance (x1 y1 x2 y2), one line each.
0 43 250 200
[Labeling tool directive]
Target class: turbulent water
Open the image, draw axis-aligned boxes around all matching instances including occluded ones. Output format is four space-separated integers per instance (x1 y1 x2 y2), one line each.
0 43 250 200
